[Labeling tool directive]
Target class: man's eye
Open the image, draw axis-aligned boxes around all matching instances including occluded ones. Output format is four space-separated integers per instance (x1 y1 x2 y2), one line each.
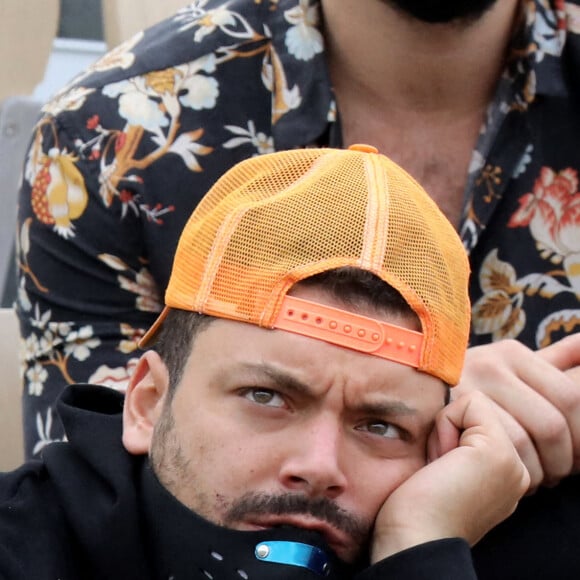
357 421 404 440
244 388 285 408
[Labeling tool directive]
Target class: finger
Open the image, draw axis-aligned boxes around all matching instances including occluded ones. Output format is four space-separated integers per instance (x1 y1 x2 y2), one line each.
426 405 460 462
566 366 580 383
483 379 573 484
565 366 580 471
536 333 580 370
491 403 544 493
387 392 529 550
514 344 580 477
437 391 509 449
460 341 574 483
435 391 530 506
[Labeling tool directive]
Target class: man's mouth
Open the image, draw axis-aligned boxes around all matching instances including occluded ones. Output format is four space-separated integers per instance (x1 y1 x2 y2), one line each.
222 492 369 562
240 514 353 557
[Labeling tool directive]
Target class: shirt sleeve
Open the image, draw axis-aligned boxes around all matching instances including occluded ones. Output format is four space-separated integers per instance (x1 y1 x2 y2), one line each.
16 102 165 459
356 538 476 580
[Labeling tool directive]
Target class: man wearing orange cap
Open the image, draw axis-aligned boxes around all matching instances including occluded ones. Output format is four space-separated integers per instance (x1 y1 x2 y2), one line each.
0 147 528 578
15 0 580 502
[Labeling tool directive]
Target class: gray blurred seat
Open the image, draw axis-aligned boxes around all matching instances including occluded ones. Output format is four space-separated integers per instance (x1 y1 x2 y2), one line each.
0 0 59 306
0 96 42 306
0 307 23 470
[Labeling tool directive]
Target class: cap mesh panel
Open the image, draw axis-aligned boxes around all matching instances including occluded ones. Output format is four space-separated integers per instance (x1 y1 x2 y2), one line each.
164 148 470 384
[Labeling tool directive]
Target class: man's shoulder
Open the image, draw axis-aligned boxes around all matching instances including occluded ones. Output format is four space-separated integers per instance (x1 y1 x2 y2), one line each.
66 0 291 92
0 453 78 520
40 0 308 129
0 387 143 577
0 459 49 502
0 460 77 576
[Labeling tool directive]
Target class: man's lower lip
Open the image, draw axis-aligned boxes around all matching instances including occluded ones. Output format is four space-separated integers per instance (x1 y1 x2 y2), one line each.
241 521 343 549
241 522 300 533
242 523 268 531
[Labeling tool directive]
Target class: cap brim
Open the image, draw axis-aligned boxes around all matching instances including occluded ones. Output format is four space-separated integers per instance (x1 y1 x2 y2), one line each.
138 306 170 349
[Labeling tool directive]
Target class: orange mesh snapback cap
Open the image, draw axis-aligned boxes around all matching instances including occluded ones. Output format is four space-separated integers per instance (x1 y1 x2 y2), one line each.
140 145 471 385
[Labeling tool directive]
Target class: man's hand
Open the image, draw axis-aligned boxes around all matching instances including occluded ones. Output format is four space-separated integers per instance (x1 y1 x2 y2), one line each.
454 334 580 492
370 391 529 563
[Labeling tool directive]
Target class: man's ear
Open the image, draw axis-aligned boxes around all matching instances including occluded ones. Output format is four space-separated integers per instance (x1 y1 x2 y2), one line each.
122 350 170 455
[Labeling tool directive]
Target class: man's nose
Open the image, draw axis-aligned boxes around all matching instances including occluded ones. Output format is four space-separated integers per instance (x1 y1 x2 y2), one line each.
278 416 348 499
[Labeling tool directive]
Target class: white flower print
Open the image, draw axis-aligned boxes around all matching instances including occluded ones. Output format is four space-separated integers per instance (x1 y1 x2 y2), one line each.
26 363 48 396
178 73 220 111
105 79 170 132
223 120 274 155
42 87 96 117
63 325 101 362
513 144 534 178
284 0 323 61
531 2 565 61
33 407 65 456
175 1 256 43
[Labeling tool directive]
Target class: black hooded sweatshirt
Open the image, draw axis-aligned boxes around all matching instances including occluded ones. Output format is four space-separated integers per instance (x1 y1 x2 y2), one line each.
2 384 579 579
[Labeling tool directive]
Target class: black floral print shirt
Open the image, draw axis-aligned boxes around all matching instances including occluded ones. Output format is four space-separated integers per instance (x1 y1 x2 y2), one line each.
17 0 580 457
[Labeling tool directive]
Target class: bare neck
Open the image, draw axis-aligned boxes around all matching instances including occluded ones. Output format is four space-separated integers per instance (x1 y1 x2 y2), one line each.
321 0 521 119
319 0 522 227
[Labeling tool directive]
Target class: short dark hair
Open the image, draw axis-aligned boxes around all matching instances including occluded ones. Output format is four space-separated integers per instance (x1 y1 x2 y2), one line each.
153 309 212 398
153 267 418 398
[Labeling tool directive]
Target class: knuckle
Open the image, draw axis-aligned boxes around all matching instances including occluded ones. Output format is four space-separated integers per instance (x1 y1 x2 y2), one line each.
500 338 528 355
485 339 528 363
465 389 487 403
534 411 568 446
506 459 532 498
556 385 580 414
501 418 530 457
496 445 522 476
464 339 528 377
511 431 531 457
520 466 532 495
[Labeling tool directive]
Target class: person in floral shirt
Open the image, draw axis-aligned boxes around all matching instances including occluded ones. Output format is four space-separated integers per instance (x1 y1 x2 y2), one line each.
16 0 580 489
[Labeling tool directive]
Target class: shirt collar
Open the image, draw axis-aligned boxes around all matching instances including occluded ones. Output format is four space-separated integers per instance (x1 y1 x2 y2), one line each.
269 0 335 149
270 0 571 148
506 0 568 102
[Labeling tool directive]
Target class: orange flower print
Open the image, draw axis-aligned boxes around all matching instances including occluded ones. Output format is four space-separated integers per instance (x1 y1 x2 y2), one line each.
509 167 580 295
31 150 89 239
86 114 100 130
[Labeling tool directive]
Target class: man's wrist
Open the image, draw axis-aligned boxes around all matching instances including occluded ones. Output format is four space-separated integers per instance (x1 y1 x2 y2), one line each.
371 527 455 563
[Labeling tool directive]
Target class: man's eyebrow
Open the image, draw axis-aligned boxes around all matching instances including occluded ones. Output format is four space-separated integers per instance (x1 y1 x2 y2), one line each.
236 363 420 416
350 400 418 417
237 362 312 395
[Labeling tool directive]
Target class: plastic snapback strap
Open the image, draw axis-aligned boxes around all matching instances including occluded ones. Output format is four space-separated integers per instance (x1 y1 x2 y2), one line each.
273 295 422 368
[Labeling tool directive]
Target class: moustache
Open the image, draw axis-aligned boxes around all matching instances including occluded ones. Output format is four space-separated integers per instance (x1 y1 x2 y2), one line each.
223 492 370 544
